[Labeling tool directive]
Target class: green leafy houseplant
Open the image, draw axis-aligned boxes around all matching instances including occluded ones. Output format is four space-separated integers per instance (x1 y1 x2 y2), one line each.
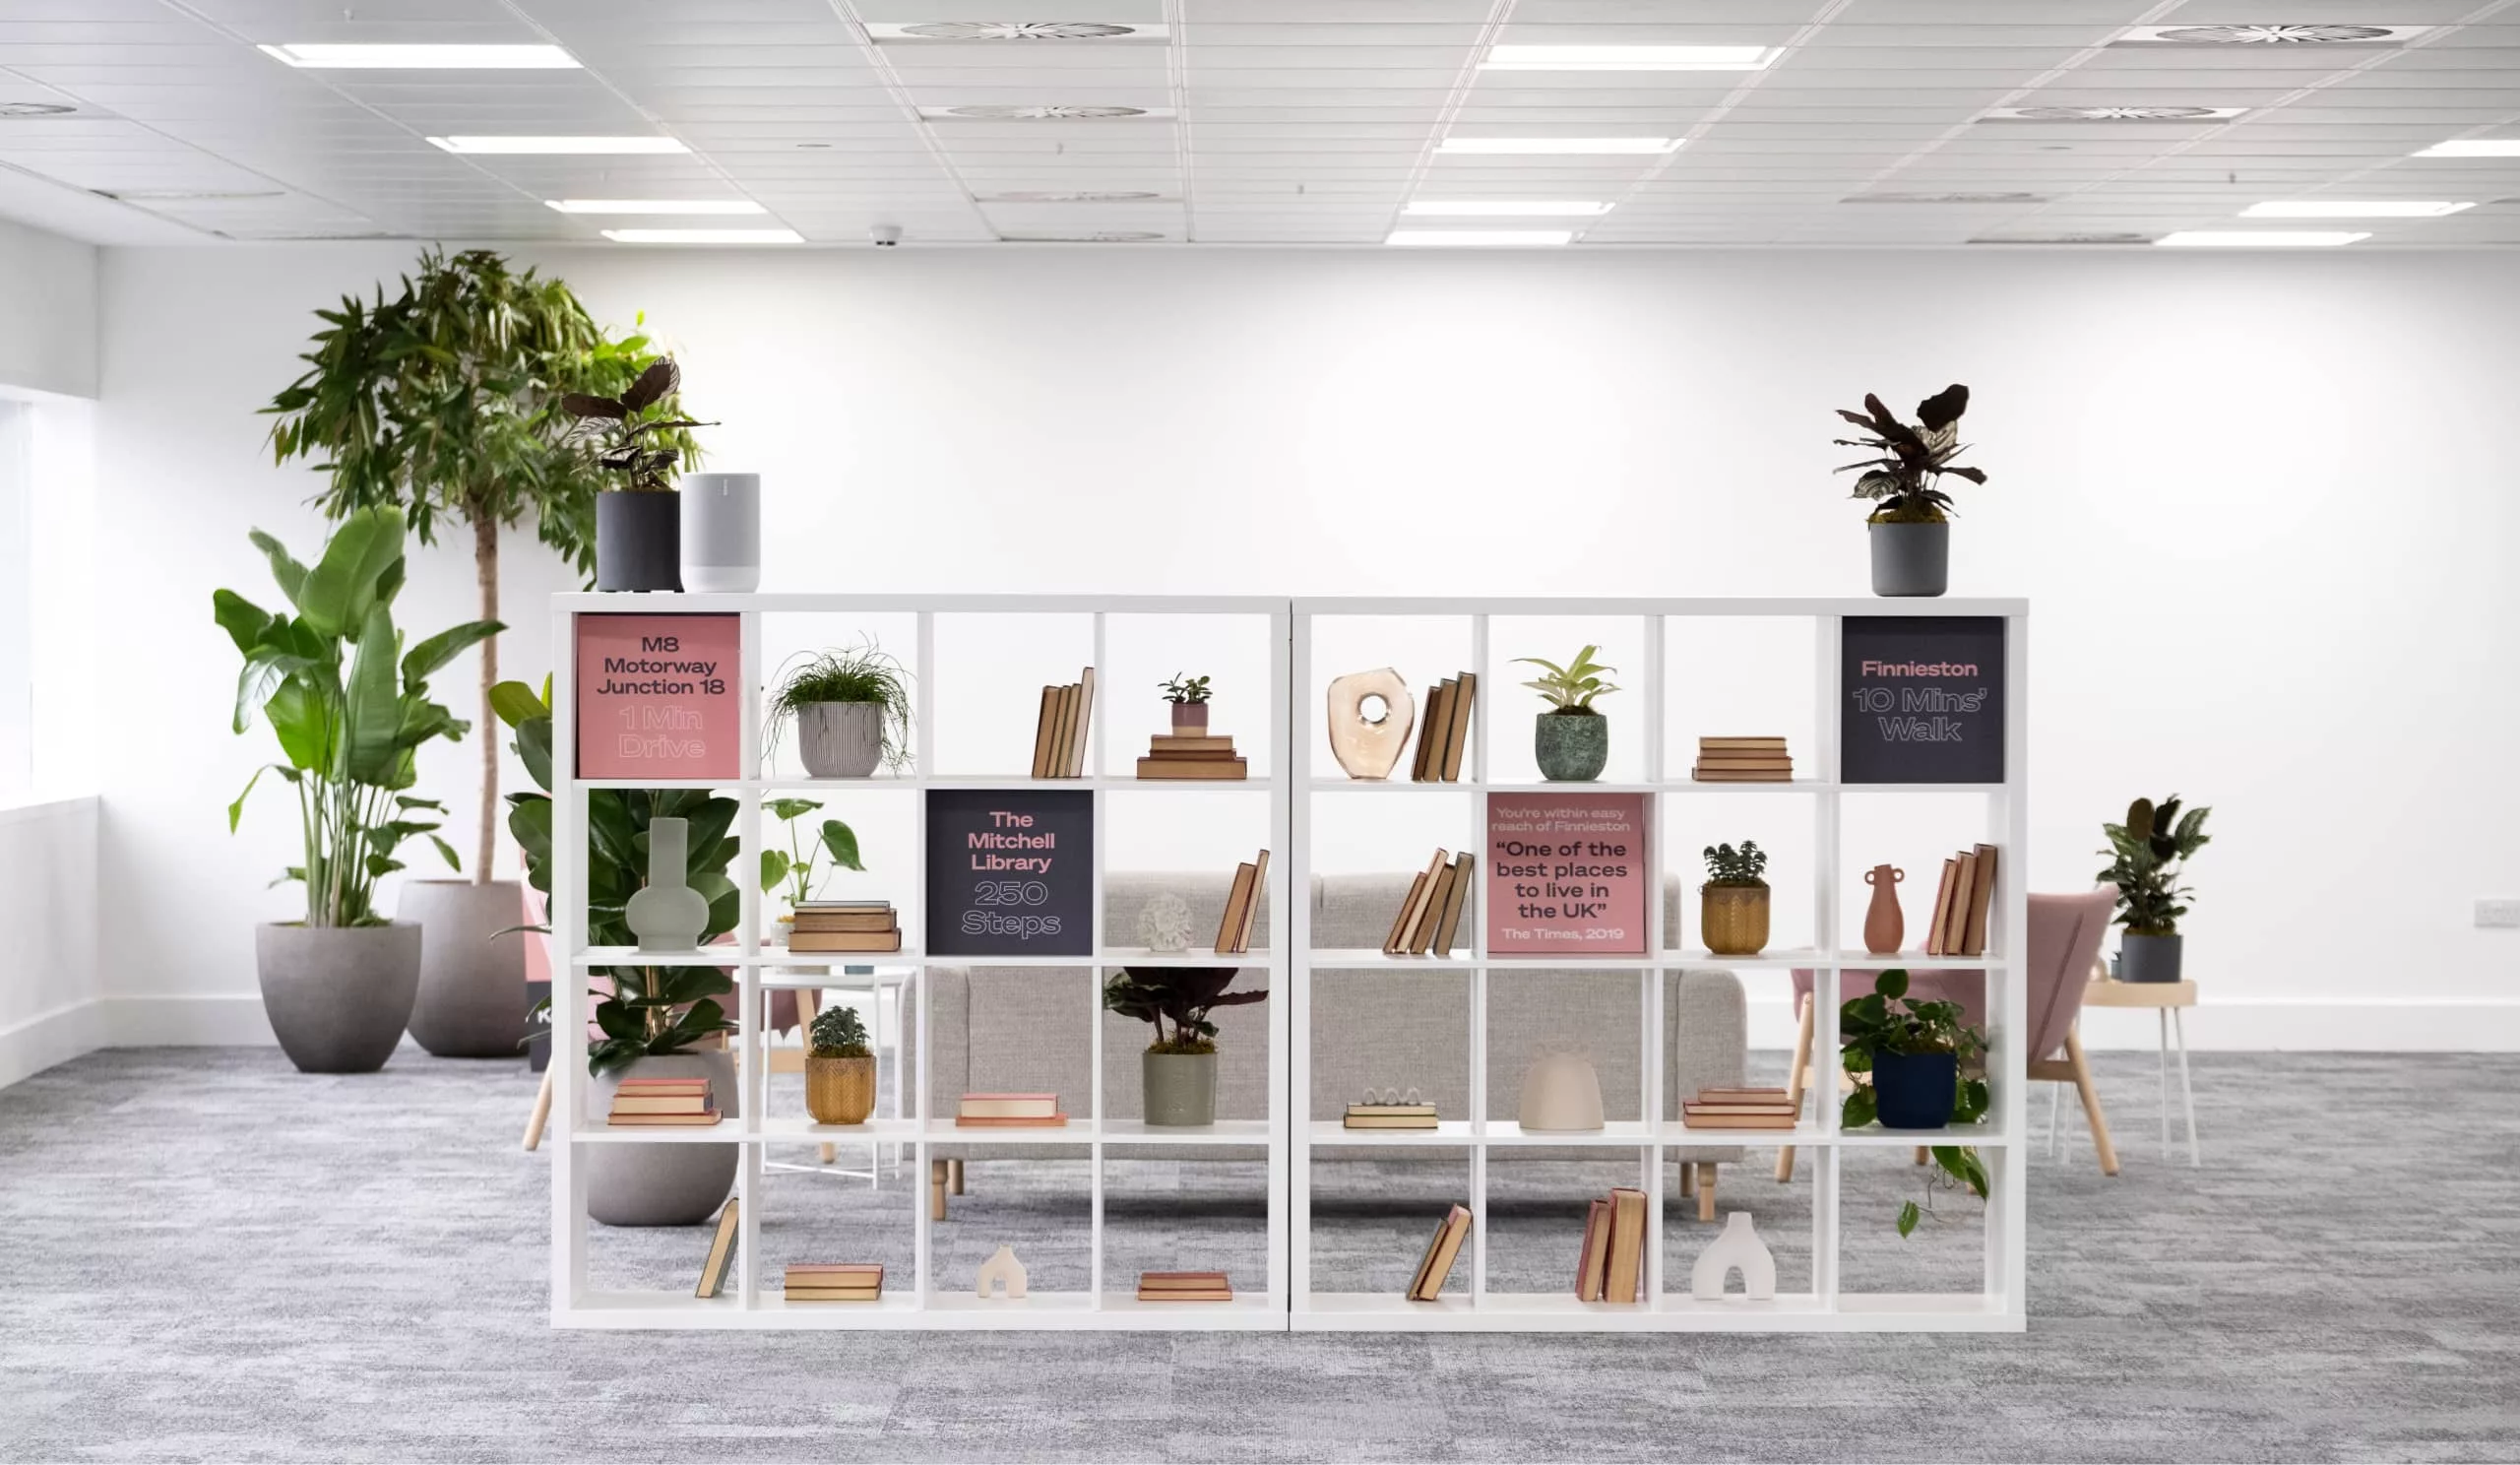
264 248 694 874
217 505 500 925
490 677 742 1075
1513 646 1619 714
1701 841 1768 887
1839 969 1990 1237
2097 795 2211 935
1833 383 1987 525
1102 967 1266 1055
767 643 915 774
759 796 865 913
1159 673 1213 705
560 357 711 492
809 1004 872 1060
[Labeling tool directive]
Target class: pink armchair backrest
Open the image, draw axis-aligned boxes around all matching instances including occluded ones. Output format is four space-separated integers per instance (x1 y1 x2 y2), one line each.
1794 886 2118 1062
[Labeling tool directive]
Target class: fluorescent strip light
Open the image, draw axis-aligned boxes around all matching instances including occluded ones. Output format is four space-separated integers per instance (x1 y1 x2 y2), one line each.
1384 229 1573 247
428 136 686 156
2155 230 2369 248
2413 139 2520 158
1436 137 1680 156
259 43 578 69
547 199 766 216
2240 201 2472 219
1403 200 1611 218
600 227 802 244
1480 44 1777 71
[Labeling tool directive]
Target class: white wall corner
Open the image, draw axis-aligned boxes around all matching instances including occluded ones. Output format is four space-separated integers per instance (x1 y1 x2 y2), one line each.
104 992 277 1048
0 997 109 1088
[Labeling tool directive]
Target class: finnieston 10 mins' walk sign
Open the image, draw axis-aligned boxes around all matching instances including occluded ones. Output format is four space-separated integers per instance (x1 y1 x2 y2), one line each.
1840 615 2006 785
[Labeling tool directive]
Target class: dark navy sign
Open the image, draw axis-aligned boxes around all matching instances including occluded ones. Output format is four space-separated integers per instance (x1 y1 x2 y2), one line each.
925 789 1095 957
1841 617 2006 785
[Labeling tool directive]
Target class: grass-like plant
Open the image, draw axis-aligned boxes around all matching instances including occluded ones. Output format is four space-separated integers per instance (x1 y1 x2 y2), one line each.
1102 967 1265 1055
1832 383 1987 524
809 1004 871 1060
1701 841 1768 887
1159 672 1212 705
2096 794 2211 935
766 641 914 772
1513 645 1619 714
1838 969 1990 1237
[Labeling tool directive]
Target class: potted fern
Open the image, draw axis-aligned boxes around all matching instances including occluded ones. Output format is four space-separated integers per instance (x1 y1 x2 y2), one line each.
1160 672 1212 733
1699 842 1770 956
2099 795 2212 984
1102 967 1266 1126
768 642 914 779
1831 383 1987 598
805 1004 877 1126
1512 645 1618 782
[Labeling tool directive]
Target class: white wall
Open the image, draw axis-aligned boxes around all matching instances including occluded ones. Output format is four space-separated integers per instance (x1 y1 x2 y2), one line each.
0 796 101 1085
0 216 96 399
91 244 2520 1051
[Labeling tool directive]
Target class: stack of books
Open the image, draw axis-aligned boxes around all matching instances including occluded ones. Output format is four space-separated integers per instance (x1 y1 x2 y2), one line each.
955 1092 1067 1127
1213 850 1271 953
1407 1205 1473 1301
784 899 901 954
1924 843 1998 957
1030 668 1097 778
1679 1086 1800 1130
1411 671 1477 782
784 1262 883 1303
1382 849 1474 956
1693 735 1793 782
1574 1186 1648 1304
1136 732 1247 780
1344 1101 1439 1130
605 1075 721 1127
1137 1270 1232 1303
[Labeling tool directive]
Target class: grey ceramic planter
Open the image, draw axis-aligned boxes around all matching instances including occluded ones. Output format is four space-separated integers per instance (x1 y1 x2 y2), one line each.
1868 521 1950 598
587 1050 740 1227
1142 1051 1218 1126
595 491 681 593
797 701 884 779
1534 711 1608 782
255 922 422 1073
400 879 527 1058
2120 932 2185 985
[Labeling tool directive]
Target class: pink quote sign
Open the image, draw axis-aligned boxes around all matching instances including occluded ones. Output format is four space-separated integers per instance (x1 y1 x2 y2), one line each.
1483 792 1649 956
574 613 742 781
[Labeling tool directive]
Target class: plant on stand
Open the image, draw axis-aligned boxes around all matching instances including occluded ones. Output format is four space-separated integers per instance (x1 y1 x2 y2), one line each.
1513 645 1618 783
1839 969 1990 1237
2098 794 2211 984
805 1004 877 1126
1699 841 1771 956
1102 967 1267 1126
1831 382 1988 599
560 357 713 594
1160 672 1213 733
217 506 500 1072
766 642 914 779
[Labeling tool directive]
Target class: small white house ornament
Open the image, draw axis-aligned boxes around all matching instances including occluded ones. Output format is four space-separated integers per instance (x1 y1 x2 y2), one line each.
1690 1212 1777 1301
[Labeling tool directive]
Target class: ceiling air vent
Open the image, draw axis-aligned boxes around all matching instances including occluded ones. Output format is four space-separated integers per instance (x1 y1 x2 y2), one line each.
0 101 80 118
978 190 1168 204
1982 106 2244 123
2114 24 2425 45
922 104 1166 121
869 22 1165 41
1001 230 1165 243
1971 232 2155 245
1845 192 2046 205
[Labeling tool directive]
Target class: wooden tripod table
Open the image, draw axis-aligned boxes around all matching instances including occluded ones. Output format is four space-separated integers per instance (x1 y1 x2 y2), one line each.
2082 976 2199 1167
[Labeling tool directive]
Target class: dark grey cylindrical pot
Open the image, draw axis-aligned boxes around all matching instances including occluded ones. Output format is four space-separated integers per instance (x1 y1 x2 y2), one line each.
587 1050 740 1227
255 922 422 1074
1868 521 1950 598
595 491 682 593
1534 711 1608 782
400 879 527 1057
1142 1051 1218 1126
797 701 884 779
2120 932 2185 985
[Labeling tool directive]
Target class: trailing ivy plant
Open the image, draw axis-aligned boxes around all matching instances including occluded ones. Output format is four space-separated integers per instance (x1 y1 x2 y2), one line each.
808 1004 872 1060
2097 794 2212 935
765 641 915 772
1701 841 1769 887
1102 967 1266 1055
1513 645 1619 714
1838 968 1991 1238
759 796 864 913
1832 383 1987 525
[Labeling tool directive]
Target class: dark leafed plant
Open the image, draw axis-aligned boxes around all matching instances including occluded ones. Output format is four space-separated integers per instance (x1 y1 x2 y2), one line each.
1102 967 1267 1055
2097 794 2211 935
1701 841 1768 887
765 642 915 771
1833 383 1987 524
1838 969 1991 1237
1159 673 1212 705
809 1004 871 1060
1513 645 1619 713
561 357 712 492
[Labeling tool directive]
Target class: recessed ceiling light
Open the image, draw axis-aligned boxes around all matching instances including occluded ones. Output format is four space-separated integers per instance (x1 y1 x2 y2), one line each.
2114 24 2426 45
865 22 1166 41
1845 192 2047 205
546 199 766 215
0 101 79 118
1478 44 1778 72
1436 137 1680 156
977 190 1169 203
921 104 1168 121
2155 230 2369 247
1403 200 1611 217
429 136 686 155
1385 229 1573 247
99 189 285 202
2414 139 2520 159
600 227 802 244
258 43 578 69
1982 106 2245 122
2241 200 2472 219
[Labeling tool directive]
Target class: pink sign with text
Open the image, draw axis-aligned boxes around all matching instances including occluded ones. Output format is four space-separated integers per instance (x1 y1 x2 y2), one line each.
574 613 742 781
1483 792 1649 956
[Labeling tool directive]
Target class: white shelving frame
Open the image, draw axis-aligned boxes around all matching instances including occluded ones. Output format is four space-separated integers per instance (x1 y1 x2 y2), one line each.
550 594 1292 1330
1287 597 2029 1333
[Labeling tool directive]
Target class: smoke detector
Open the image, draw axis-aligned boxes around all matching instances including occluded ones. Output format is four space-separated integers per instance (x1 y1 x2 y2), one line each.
2114 24 2426 45
923 104 1166 121
868 22 1166 41
1982 105 2246 122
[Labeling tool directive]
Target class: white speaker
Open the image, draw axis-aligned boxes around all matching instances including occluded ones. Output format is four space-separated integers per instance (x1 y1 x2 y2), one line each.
679 472 760 593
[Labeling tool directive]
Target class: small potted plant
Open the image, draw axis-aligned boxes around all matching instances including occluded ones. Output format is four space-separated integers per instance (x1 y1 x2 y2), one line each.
1512 645 1618 782
1102 966 1266 1126
1838 969 1990 1236
1699 841 1770 956
805 1004 877 1125
561 356 710 593
759 796 865 933
2098 794 2211 984
767 641 914 779
1831 382 1987 598
1160 672 1213 733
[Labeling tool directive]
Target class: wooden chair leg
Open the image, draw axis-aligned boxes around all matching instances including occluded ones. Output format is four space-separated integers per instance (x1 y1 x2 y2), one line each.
523 1067 554 1152
1776 991 1815 1183
818 1143 836 1165
1678 1161 1696 1196
1696 1162 1717 1223
2065 1028 2121 1177
930 1160 949 1220
1914 1145 1929 1166
948 1158 965 1195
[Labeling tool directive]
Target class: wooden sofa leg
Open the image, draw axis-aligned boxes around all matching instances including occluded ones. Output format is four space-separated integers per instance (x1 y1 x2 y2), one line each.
1678 1162 1695 1196
930 1160 948 1220
2065 1029 2122 1177
947 1158 965 1195
1776 991 1815 1183
1696 1162 1717 1223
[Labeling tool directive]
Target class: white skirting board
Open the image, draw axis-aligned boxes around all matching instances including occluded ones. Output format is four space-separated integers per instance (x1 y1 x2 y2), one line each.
0 997 110 1089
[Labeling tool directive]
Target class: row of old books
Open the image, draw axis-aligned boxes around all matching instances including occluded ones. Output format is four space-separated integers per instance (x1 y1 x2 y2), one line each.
1214 849 1270 953
1575 1187 1649 1304
1924 843 1998 957
1137 732 1248 780
1407 1205 1473 1301
1030 668 1097 778
1138 1270 1232 1303
1694 735 1793 783
606 1074 722 1127
1382 849 1475 956
786 1262 884 1303
955 1092 1067 1127
784 899 901 953
1411 671 1477 782
1678 1085 1800 1131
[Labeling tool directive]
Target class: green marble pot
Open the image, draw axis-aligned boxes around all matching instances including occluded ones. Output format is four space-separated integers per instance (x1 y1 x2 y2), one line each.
1534 711 1608 782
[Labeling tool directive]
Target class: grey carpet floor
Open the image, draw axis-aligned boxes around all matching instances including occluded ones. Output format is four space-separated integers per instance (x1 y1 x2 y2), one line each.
1 1048 2514 1463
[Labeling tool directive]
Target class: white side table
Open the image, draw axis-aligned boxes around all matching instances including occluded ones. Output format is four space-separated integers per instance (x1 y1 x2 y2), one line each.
2082 974 2199 1166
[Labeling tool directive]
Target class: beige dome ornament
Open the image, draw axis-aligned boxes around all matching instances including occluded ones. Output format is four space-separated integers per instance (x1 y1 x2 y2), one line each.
1517 1043 1606 1133
1326 669 1416 781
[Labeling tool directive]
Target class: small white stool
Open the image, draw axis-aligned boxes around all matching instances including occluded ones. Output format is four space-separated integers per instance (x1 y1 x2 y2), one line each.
2080 974 2199 1167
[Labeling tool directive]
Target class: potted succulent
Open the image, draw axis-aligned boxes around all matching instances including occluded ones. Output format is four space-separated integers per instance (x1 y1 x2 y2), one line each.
1831 382 1988 598
218 507 499 1073
1699 841 1771 956
2098 794 2211 984
1838 969 1991 1237
562 357 711 593
1512 645 1619 782
767 642 914 779
1102 966 1266 1126
804 1004 877 1125
1160 672 1213 733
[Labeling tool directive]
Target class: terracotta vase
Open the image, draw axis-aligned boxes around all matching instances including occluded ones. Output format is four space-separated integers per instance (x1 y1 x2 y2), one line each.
1862 864 1906 955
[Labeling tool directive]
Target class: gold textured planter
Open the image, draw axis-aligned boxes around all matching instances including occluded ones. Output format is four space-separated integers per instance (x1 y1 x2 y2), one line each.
805 1054 877 1126
1699 884 1771 957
